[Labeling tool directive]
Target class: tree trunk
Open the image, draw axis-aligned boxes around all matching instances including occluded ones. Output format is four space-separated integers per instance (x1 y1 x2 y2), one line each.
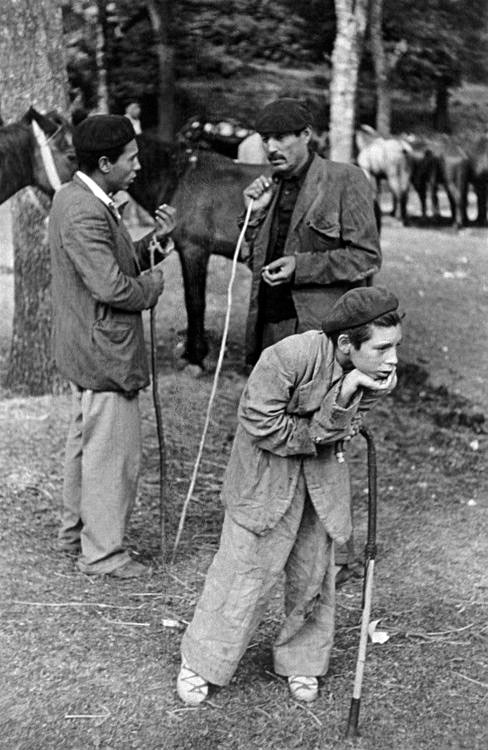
329 0 370 162
433 78 451 133
94 0 110 114
146 0 175 140
0 0 69 395
370 0 390 136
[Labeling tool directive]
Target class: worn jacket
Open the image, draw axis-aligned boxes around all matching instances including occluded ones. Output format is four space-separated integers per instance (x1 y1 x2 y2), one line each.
244 154 381 364
49 175 163 393
221 331 385 544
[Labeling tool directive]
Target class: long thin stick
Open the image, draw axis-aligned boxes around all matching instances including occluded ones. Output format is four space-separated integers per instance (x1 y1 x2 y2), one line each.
149 236 173 564
171 199 254 563
346 426 377 739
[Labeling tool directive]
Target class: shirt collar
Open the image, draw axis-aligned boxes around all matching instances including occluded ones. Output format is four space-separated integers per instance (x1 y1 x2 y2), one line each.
76 170 121 220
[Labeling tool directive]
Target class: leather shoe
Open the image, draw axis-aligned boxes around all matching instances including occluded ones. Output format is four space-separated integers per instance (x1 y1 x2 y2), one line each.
58 541 81 556
107 560 150 579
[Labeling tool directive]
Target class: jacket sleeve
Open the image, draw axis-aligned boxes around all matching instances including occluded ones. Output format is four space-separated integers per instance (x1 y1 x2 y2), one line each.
239 341 362 456
62 204 163 311
294 169 381 286
237 207 269 265
238 344 317 456
308 378 363 444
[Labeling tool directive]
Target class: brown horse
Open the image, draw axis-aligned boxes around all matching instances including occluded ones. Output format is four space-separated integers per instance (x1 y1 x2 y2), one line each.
0 107 76 204
129 133 271 369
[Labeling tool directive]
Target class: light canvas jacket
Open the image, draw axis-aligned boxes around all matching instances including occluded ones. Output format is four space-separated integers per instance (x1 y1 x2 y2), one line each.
243 154 381 364
221 330 383 544
49 175 163 393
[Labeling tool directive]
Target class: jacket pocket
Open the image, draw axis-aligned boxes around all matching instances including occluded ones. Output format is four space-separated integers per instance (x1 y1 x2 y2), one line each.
305 214 341 251
91 315 146 392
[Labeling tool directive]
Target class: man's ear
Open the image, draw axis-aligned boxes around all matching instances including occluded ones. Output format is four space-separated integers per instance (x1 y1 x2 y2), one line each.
336 333 351 355
302 126 312 144
98 155 111 174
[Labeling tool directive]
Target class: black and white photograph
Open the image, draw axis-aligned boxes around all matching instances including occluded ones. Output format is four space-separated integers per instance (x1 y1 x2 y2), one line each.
1 1 487 748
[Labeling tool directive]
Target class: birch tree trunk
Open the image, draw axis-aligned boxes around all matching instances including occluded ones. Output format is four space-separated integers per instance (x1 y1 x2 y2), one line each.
94 0 110 114
329 0 370 162
146 0 175 140
0 0 69 394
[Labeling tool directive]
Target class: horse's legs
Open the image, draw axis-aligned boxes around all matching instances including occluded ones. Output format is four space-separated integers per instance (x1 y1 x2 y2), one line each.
177 241 210 368
475 180 487 226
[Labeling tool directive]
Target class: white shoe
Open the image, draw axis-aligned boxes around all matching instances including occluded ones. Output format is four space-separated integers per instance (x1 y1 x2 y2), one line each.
177 661 209 705
288 675 319 703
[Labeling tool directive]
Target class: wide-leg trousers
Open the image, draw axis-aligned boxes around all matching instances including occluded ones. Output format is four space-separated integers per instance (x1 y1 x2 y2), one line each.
181 472 336 686
58 384 141 574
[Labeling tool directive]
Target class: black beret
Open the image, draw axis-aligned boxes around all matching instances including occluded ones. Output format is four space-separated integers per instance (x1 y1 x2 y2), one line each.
255 98 313 135
73 114 135 153
322 287 400 334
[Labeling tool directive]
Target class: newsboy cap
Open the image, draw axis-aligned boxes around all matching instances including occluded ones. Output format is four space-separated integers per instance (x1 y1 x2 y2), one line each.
322 287 399 334
73 114 135 153
254 98 313 135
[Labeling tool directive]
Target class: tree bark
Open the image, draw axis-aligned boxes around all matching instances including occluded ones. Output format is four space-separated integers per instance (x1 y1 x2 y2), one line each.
94 0 110 114
370 0 390 136
329 0 370 162
0 0 69 395
146 0 175 140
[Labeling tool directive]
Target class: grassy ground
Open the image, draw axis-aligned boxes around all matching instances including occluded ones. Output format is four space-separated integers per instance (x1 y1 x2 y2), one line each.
1 209 487 748
1 78 488 748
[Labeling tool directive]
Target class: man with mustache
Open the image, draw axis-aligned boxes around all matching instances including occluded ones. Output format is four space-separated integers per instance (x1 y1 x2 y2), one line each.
241 98 382 586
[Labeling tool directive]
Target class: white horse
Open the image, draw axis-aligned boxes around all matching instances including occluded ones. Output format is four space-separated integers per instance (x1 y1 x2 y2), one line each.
356 126 412 225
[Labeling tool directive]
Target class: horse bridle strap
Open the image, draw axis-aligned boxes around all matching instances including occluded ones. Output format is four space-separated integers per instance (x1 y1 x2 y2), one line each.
31 119 62 191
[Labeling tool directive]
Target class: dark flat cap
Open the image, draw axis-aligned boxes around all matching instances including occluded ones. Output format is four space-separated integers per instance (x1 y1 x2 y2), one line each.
322 287 399 334
73 114 135 153
255 98 313 135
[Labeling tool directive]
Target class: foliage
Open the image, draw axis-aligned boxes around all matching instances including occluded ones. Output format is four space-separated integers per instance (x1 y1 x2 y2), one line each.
63 0 336 113
382 0 488 93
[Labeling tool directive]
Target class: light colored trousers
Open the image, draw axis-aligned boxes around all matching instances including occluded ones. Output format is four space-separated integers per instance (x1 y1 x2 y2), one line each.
181 472 336 686
58 384 142 574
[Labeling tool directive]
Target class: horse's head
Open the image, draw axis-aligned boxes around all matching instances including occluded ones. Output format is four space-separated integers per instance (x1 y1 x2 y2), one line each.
176 116 207 150
23 107 77 193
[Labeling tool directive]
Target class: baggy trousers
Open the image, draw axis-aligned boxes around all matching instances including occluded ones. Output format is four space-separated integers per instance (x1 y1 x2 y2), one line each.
181 472 335 686
58 384 142 574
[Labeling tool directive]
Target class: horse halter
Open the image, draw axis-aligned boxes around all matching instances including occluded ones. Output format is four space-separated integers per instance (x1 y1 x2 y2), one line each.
31 119 63 191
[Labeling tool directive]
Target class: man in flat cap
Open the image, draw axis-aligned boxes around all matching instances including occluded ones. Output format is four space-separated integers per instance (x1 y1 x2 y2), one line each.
241 97 382 584
49 114 176 578
176 286 402 705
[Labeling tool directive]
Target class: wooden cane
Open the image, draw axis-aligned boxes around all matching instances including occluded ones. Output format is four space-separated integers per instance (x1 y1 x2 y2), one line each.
345 425 377 739
148 234 174 564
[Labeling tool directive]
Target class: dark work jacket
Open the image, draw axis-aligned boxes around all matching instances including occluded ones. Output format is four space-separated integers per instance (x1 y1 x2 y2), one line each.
49 175 163 393
243 154 381 365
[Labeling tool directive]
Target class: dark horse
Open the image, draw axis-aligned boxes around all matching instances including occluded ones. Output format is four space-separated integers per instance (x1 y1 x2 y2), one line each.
0 107 76 204
129 132 271 369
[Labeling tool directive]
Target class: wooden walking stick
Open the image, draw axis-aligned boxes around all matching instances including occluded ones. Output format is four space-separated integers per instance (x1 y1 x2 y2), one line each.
148 234 174 564
345 424 378 739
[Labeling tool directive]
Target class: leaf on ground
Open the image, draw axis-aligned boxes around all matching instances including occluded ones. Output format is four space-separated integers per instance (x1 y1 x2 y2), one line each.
368 618 390 644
